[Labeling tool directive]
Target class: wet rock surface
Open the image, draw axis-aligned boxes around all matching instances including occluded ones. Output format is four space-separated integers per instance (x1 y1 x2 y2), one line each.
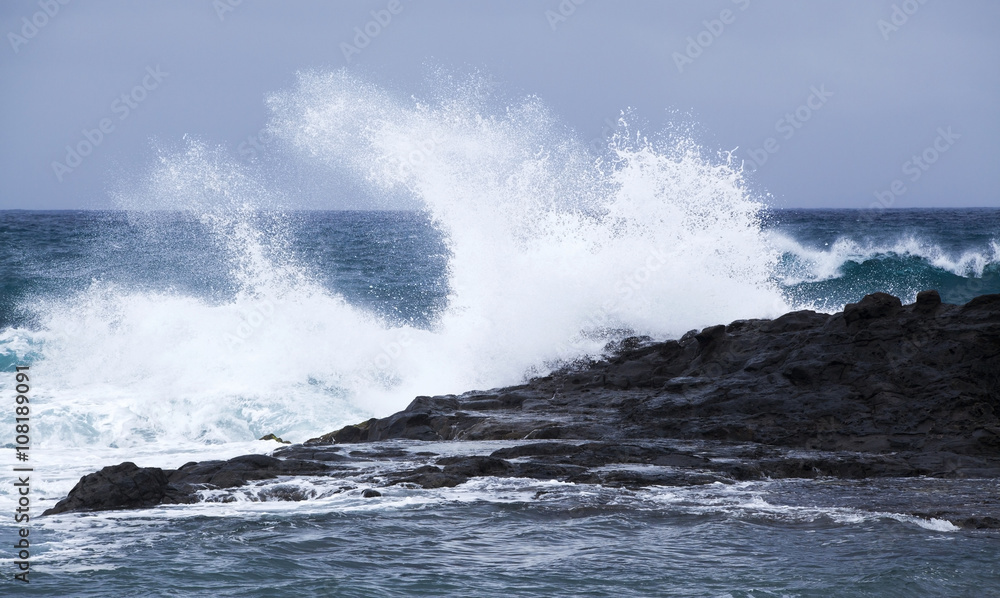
43 454 330 515
45 293 1000 526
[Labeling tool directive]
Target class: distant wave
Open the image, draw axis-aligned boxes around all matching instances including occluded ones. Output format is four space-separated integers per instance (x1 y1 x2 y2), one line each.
769 232 1000 285
769 232 1000 311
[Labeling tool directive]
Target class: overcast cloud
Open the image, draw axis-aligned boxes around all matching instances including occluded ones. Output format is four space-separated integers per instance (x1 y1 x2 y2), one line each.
1 0 997 209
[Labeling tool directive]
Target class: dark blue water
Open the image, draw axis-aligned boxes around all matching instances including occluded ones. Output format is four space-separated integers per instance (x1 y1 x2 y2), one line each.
0 210 449 331
16 478 1000 597
2 209 997 332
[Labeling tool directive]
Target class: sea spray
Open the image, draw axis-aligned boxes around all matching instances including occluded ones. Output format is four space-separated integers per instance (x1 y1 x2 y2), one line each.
16 71 794 450
268 70 788 380
26 142 395 448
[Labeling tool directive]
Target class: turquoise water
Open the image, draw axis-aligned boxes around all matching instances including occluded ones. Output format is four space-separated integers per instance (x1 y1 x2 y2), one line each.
768 208 1000 310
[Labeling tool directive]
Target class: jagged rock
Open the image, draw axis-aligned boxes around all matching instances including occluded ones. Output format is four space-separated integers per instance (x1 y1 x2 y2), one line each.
44 455 330 515
313 292 1000 469
42 462 189 515
843 291 902 323
45 292 1000 519
389 465 467 489
167 454 329 489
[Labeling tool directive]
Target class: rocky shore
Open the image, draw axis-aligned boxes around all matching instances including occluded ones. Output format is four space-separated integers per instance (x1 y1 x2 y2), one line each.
43 291 1000 527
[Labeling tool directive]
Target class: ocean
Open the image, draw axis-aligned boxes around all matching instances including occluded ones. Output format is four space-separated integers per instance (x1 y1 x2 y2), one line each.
2 72 999 596
1 207 997 597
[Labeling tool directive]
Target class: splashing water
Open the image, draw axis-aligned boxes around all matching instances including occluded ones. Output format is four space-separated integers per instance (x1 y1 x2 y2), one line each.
9 71 789 450
266 69 787 378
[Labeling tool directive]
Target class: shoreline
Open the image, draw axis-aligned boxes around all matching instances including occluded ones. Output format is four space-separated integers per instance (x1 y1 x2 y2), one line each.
44 291 1000 528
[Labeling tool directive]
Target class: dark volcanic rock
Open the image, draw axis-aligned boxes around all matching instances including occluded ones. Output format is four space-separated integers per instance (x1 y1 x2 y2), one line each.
315 292 1000 471
389 465 468 489
42 462 189 515
46 292 1000 518
44 455 330 515
843 291 902 323
167 454 329 489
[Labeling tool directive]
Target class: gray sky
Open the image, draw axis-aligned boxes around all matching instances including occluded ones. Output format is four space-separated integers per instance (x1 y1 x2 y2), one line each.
1 0 997 210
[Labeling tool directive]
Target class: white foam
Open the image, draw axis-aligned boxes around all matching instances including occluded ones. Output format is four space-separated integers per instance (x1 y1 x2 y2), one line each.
7 71 791 454
267 69 789 388
641 483 960 532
